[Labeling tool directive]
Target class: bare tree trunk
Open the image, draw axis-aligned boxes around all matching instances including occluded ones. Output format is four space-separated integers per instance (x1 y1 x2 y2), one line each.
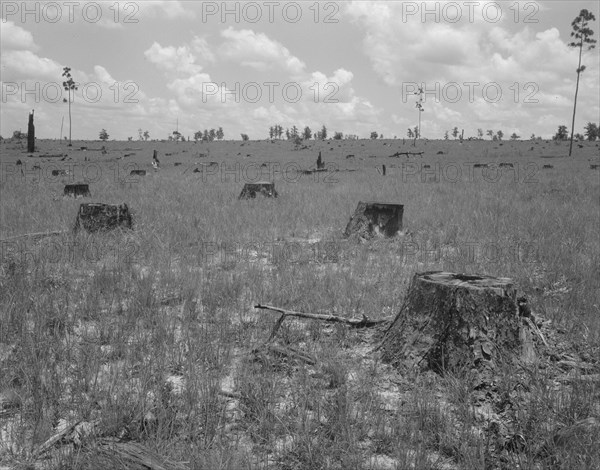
569 41 583 157
68 90 73 147
27 110 35 153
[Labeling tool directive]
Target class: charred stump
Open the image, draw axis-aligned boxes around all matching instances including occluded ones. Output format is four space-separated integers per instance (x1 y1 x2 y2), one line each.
239 181 278 199
343 202 403 239
63 183 91 198
27 110 35 153
380 271 522 374
74 203 133 233
317 151 325 170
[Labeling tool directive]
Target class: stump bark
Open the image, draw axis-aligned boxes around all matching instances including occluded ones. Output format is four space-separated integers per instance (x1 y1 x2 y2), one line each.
343 202 403 239
27 110 35 153
74 203 133 233
63 184 91 198
317 151 325 169
380 271 521 373
239 181 278 199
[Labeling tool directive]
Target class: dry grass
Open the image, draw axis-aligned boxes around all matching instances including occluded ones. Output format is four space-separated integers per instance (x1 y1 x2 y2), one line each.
1 137 599 469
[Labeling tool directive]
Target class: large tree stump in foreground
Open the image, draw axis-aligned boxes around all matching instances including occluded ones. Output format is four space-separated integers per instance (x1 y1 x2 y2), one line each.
380 271 521 373
343 202 403 239
239 181 278 199
74 203 133 233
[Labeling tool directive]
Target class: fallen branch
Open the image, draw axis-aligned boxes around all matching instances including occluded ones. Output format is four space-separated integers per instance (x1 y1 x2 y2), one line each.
523 317 548 347
389 151 424 158
252 344 317 365
254 304 392 328
0 230 68 243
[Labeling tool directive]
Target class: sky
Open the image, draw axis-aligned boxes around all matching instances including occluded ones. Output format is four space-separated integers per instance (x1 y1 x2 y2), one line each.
1 1 599 141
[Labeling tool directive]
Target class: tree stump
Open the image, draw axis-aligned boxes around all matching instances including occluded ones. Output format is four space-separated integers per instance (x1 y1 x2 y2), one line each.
63 183 91 198
130 169 146 176
380 271 521 374
74 203 133 233
27 110 35 153
343 202 403 239
238 181 278 199
316 151 325 169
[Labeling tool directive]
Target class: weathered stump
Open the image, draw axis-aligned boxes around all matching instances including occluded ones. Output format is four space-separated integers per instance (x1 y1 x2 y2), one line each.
130 169 146 176
74 203 133 233
63 183 91 198
380 271 521 373
238 181 278 199
27 110 35 153
317 151 325 170
343 202 403 239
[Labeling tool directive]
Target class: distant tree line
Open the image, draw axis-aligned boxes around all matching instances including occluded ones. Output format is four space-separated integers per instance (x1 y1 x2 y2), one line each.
194 127 224 142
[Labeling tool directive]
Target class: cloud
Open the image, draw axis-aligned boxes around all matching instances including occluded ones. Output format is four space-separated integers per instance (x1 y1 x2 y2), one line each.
219 27 306 74
144 42 204 76
0 21 38 51
343 1 599 137
1 50 62 81
300 68 356 103
138 1 195 19
191 36 216 63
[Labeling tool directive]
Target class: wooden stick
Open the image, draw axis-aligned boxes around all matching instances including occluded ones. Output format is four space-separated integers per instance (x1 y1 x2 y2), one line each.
524 317 548 347
254 304 391 328
0 230 68 243
253 344 317 365
267 314 286 343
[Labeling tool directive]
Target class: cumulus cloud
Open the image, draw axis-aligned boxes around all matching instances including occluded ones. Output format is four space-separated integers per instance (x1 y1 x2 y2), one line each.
144 42 204 76
343 1 599 136
0 21 38 51
1 50 62 81
219 27 306 74
138 1 194 19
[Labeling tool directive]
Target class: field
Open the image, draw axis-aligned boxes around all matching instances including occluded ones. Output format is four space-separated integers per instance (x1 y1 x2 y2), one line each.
1 136 599 469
